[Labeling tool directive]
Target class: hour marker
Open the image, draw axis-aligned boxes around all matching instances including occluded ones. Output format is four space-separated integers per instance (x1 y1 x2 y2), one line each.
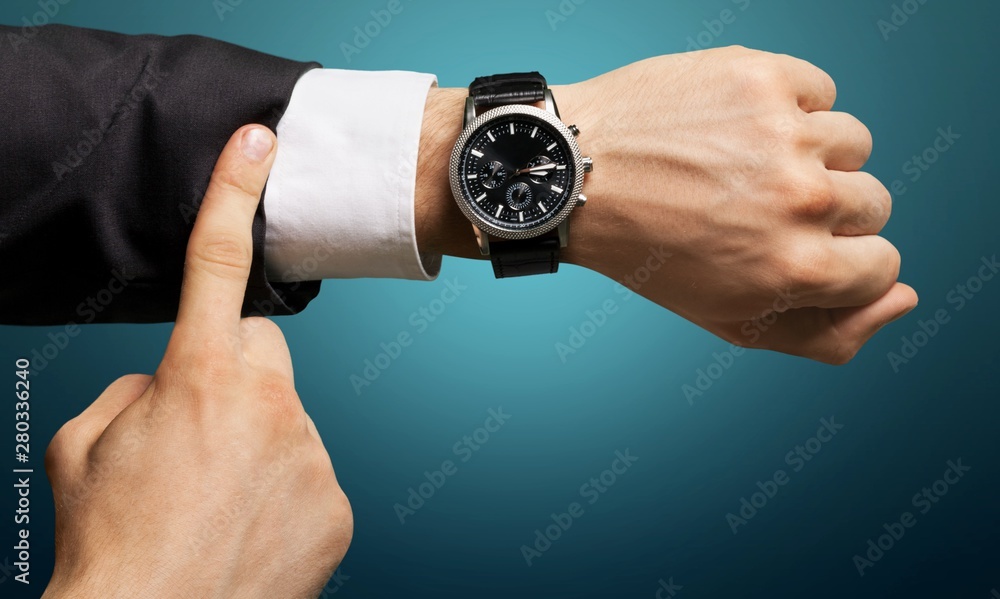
475 193 487 202
471 149 484 158
531 126 538 138
487 131 496 142
495 205 504 218
546 142 557 151
519 212 524 222
467 174 478 180
550 185 564 194
510 123 515 135
538 202 547 213
556 165 567 170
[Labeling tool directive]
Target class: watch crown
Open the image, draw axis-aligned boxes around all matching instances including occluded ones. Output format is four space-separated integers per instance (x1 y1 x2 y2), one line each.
577 193 588 206
568 124 580 137
582 156 594 173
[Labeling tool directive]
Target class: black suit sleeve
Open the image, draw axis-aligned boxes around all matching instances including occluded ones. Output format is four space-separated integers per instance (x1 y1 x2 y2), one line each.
0 24 323 325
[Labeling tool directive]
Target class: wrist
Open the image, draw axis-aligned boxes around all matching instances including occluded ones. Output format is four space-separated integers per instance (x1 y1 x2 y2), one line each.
414 85 481 260
546 82 615 271
415 81 613 270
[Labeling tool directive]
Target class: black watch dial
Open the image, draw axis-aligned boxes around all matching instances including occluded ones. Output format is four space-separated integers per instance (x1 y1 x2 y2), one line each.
457 114 575 231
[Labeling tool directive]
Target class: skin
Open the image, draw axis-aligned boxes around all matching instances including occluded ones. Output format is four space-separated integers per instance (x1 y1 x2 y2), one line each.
41 47 918 597
42 126 352 599
417 47 918 364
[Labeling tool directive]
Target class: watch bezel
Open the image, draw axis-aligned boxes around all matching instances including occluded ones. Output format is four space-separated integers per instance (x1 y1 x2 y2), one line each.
449 104 585 241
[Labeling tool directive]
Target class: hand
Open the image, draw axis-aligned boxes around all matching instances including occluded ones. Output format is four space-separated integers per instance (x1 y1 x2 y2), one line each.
416 47 917 364
557 47 919 363
42 126 352 599
555 47 918 363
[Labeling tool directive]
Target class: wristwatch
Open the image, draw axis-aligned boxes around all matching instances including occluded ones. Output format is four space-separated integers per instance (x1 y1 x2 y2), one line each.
449 72 593 278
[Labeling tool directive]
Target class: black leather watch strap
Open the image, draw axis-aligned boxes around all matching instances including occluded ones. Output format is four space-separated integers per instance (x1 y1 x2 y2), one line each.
468 71 561 279
469 72 547 107
490 235 560 279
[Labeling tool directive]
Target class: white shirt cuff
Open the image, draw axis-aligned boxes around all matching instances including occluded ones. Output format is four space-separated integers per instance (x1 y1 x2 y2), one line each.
263 68 441 282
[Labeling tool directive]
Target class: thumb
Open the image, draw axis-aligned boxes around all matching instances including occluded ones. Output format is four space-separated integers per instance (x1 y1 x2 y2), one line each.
720 282 918 364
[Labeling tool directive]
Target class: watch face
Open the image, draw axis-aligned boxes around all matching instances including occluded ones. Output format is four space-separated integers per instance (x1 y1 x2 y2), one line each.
450 105 583 239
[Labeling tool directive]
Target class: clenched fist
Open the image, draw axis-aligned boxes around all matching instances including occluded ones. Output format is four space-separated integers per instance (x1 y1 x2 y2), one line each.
558 46 918 363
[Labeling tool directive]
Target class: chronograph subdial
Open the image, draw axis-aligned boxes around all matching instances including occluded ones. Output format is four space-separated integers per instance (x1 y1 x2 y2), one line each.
479 160 508 189
505 182 533 211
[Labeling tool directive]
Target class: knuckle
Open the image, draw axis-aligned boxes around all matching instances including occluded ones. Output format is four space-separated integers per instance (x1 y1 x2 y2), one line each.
792 173 837 219
840 173 890 233
188 232 252 276
737 56 785 96
820 69 838 105
857 121 874 155
862 183 893 231
259 379 304 428
884 242 902 280
776 112 806 144
781 241 830 291
721 44 754 58
754 111 803 147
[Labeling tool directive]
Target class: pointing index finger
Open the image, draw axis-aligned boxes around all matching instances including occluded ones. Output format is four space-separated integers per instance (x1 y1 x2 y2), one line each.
171 125 277 351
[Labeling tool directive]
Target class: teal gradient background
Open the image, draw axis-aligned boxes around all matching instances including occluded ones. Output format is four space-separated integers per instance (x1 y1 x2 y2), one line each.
2 0 998 597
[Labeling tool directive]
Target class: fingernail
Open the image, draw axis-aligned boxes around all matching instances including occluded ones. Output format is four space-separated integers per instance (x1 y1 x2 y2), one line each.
241 127 274 162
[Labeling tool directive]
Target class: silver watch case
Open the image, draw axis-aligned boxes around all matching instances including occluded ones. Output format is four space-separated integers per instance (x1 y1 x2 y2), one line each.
448 103 586 246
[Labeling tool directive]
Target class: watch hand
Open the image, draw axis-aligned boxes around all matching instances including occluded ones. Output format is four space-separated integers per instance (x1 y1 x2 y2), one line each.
514 163 557 176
